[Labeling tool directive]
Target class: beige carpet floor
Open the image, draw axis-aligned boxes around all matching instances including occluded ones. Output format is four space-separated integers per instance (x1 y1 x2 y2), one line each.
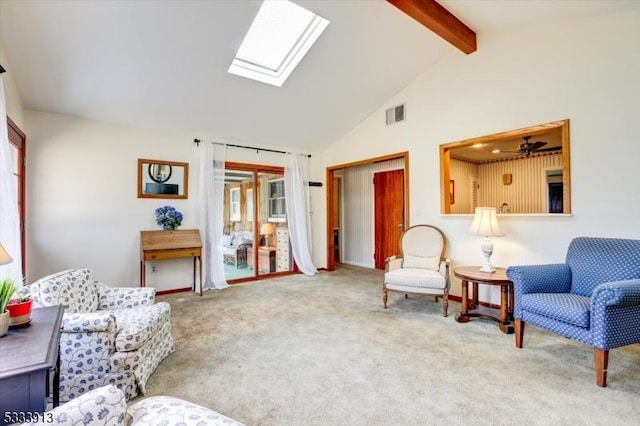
144 264 640 426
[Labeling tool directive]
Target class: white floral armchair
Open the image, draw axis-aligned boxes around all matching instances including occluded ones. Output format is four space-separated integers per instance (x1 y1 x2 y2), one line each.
29 268 175 403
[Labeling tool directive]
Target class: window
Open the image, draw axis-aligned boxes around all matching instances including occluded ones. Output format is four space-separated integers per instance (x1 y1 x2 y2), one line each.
230 187 241 222
228 0 329 87
268 178 286 222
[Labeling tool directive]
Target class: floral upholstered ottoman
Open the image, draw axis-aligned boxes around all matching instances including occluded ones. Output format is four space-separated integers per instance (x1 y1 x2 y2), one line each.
127 396 244 425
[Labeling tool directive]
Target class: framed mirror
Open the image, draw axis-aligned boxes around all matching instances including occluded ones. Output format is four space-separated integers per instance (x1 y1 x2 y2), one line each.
440 119 570 215
138 158 188 199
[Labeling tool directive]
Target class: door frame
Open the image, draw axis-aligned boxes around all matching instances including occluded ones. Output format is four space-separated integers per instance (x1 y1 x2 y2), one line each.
325 152 409 271
332 174 344 264
224 162 297 283
7 116 26 278
544 167 563 214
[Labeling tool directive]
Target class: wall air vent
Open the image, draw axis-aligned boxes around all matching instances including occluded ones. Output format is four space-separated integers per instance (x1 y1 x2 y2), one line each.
385 103 405 125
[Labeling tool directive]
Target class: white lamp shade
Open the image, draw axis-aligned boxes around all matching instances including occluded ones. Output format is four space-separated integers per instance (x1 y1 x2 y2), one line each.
260 223 275 235
0 244 13 266
468 207 505 237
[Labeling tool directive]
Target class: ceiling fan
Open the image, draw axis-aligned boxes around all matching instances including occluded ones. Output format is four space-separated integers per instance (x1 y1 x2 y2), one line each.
516 135 547 156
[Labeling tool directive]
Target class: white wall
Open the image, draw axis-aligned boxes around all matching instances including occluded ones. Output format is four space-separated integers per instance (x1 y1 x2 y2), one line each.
0 37 24 126
321 9 640 303
24 111 323 289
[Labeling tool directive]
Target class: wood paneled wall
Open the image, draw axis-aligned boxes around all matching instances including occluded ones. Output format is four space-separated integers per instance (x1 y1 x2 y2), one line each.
450 159 478 214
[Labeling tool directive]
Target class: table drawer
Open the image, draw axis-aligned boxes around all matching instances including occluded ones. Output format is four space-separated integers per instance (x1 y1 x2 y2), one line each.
145 249 200 260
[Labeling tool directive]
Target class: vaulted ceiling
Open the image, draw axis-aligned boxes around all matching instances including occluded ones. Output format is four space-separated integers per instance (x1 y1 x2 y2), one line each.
1 0 639 152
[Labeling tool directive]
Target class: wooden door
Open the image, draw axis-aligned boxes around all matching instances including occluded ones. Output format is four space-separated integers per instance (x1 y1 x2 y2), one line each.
374 169 404 269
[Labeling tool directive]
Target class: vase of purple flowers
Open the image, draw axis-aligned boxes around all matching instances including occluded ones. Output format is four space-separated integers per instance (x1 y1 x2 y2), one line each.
155 206 183 230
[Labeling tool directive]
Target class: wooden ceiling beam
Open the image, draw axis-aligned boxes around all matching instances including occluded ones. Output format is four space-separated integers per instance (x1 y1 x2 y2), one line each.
387 0 477 54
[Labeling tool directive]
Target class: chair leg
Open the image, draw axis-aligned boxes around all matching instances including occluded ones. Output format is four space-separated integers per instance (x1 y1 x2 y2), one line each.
442 290 449 317
383 285 388 308
515 319 524 348
594 348 609 387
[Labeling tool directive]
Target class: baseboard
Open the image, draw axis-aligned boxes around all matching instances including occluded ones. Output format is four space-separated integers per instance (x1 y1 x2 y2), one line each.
341 260 374 268
154 277 503 310
156 287 193 296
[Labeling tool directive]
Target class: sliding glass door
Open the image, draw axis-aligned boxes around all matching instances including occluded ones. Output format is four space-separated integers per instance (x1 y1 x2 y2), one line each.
222 164 293 282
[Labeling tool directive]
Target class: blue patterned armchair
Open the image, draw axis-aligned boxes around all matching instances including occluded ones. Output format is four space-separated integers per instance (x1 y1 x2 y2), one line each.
29 268 175 402
506 237 640 387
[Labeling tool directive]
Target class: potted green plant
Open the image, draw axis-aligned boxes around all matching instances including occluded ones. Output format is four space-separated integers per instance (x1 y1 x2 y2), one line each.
7 285 32 327
0 278 17 337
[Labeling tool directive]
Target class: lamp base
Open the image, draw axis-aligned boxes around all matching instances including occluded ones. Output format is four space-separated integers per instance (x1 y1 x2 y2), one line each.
479 237 496 274
478 264 496 274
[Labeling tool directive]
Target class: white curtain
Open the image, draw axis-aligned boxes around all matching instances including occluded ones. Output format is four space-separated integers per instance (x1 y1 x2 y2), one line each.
0 79 22 283
197 142 228 290
284 153 317 276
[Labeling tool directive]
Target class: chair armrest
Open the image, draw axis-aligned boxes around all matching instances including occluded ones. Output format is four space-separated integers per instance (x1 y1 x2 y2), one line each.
97 281 156 310
60 312 116 373
62 311 114 333
18 384 127 425
592 279 640 308
590 279 640 349
236 243 251 253
441 258 451 286
385 256 403 272
506 264 572 295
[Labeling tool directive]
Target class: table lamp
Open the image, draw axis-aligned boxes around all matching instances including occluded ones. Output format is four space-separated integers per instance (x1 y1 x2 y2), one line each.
0 244 13 265
260 223 275 247
468 207 504 273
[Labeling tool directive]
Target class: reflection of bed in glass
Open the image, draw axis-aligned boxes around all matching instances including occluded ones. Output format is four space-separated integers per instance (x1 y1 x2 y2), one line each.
145 183 179 195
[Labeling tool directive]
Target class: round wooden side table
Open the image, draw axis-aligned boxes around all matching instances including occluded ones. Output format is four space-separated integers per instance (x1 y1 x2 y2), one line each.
453 266 514 334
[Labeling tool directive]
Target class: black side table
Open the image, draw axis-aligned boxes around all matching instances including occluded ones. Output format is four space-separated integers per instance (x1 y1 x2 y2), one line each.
0 305 64 425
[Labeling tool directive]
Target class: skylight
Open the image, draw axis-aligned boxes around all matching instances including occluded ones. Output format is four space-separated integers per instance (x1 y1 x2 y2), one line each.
228 0 329 87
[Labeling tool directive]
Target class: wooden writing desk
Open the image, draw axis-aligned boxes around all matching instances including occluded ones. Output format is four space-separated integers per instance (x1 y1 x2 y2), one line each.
140 229 203 295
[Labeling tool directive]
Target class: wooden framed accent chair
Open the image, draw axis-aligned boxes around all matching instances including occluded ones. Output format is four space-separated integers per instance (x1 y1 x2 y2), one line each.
507 237 640 387
383 224 451 316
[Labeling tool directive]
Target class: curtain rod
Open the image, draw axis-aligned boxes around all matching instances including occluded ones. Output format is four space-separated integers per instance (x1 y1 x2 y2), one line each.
193 139 311 158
